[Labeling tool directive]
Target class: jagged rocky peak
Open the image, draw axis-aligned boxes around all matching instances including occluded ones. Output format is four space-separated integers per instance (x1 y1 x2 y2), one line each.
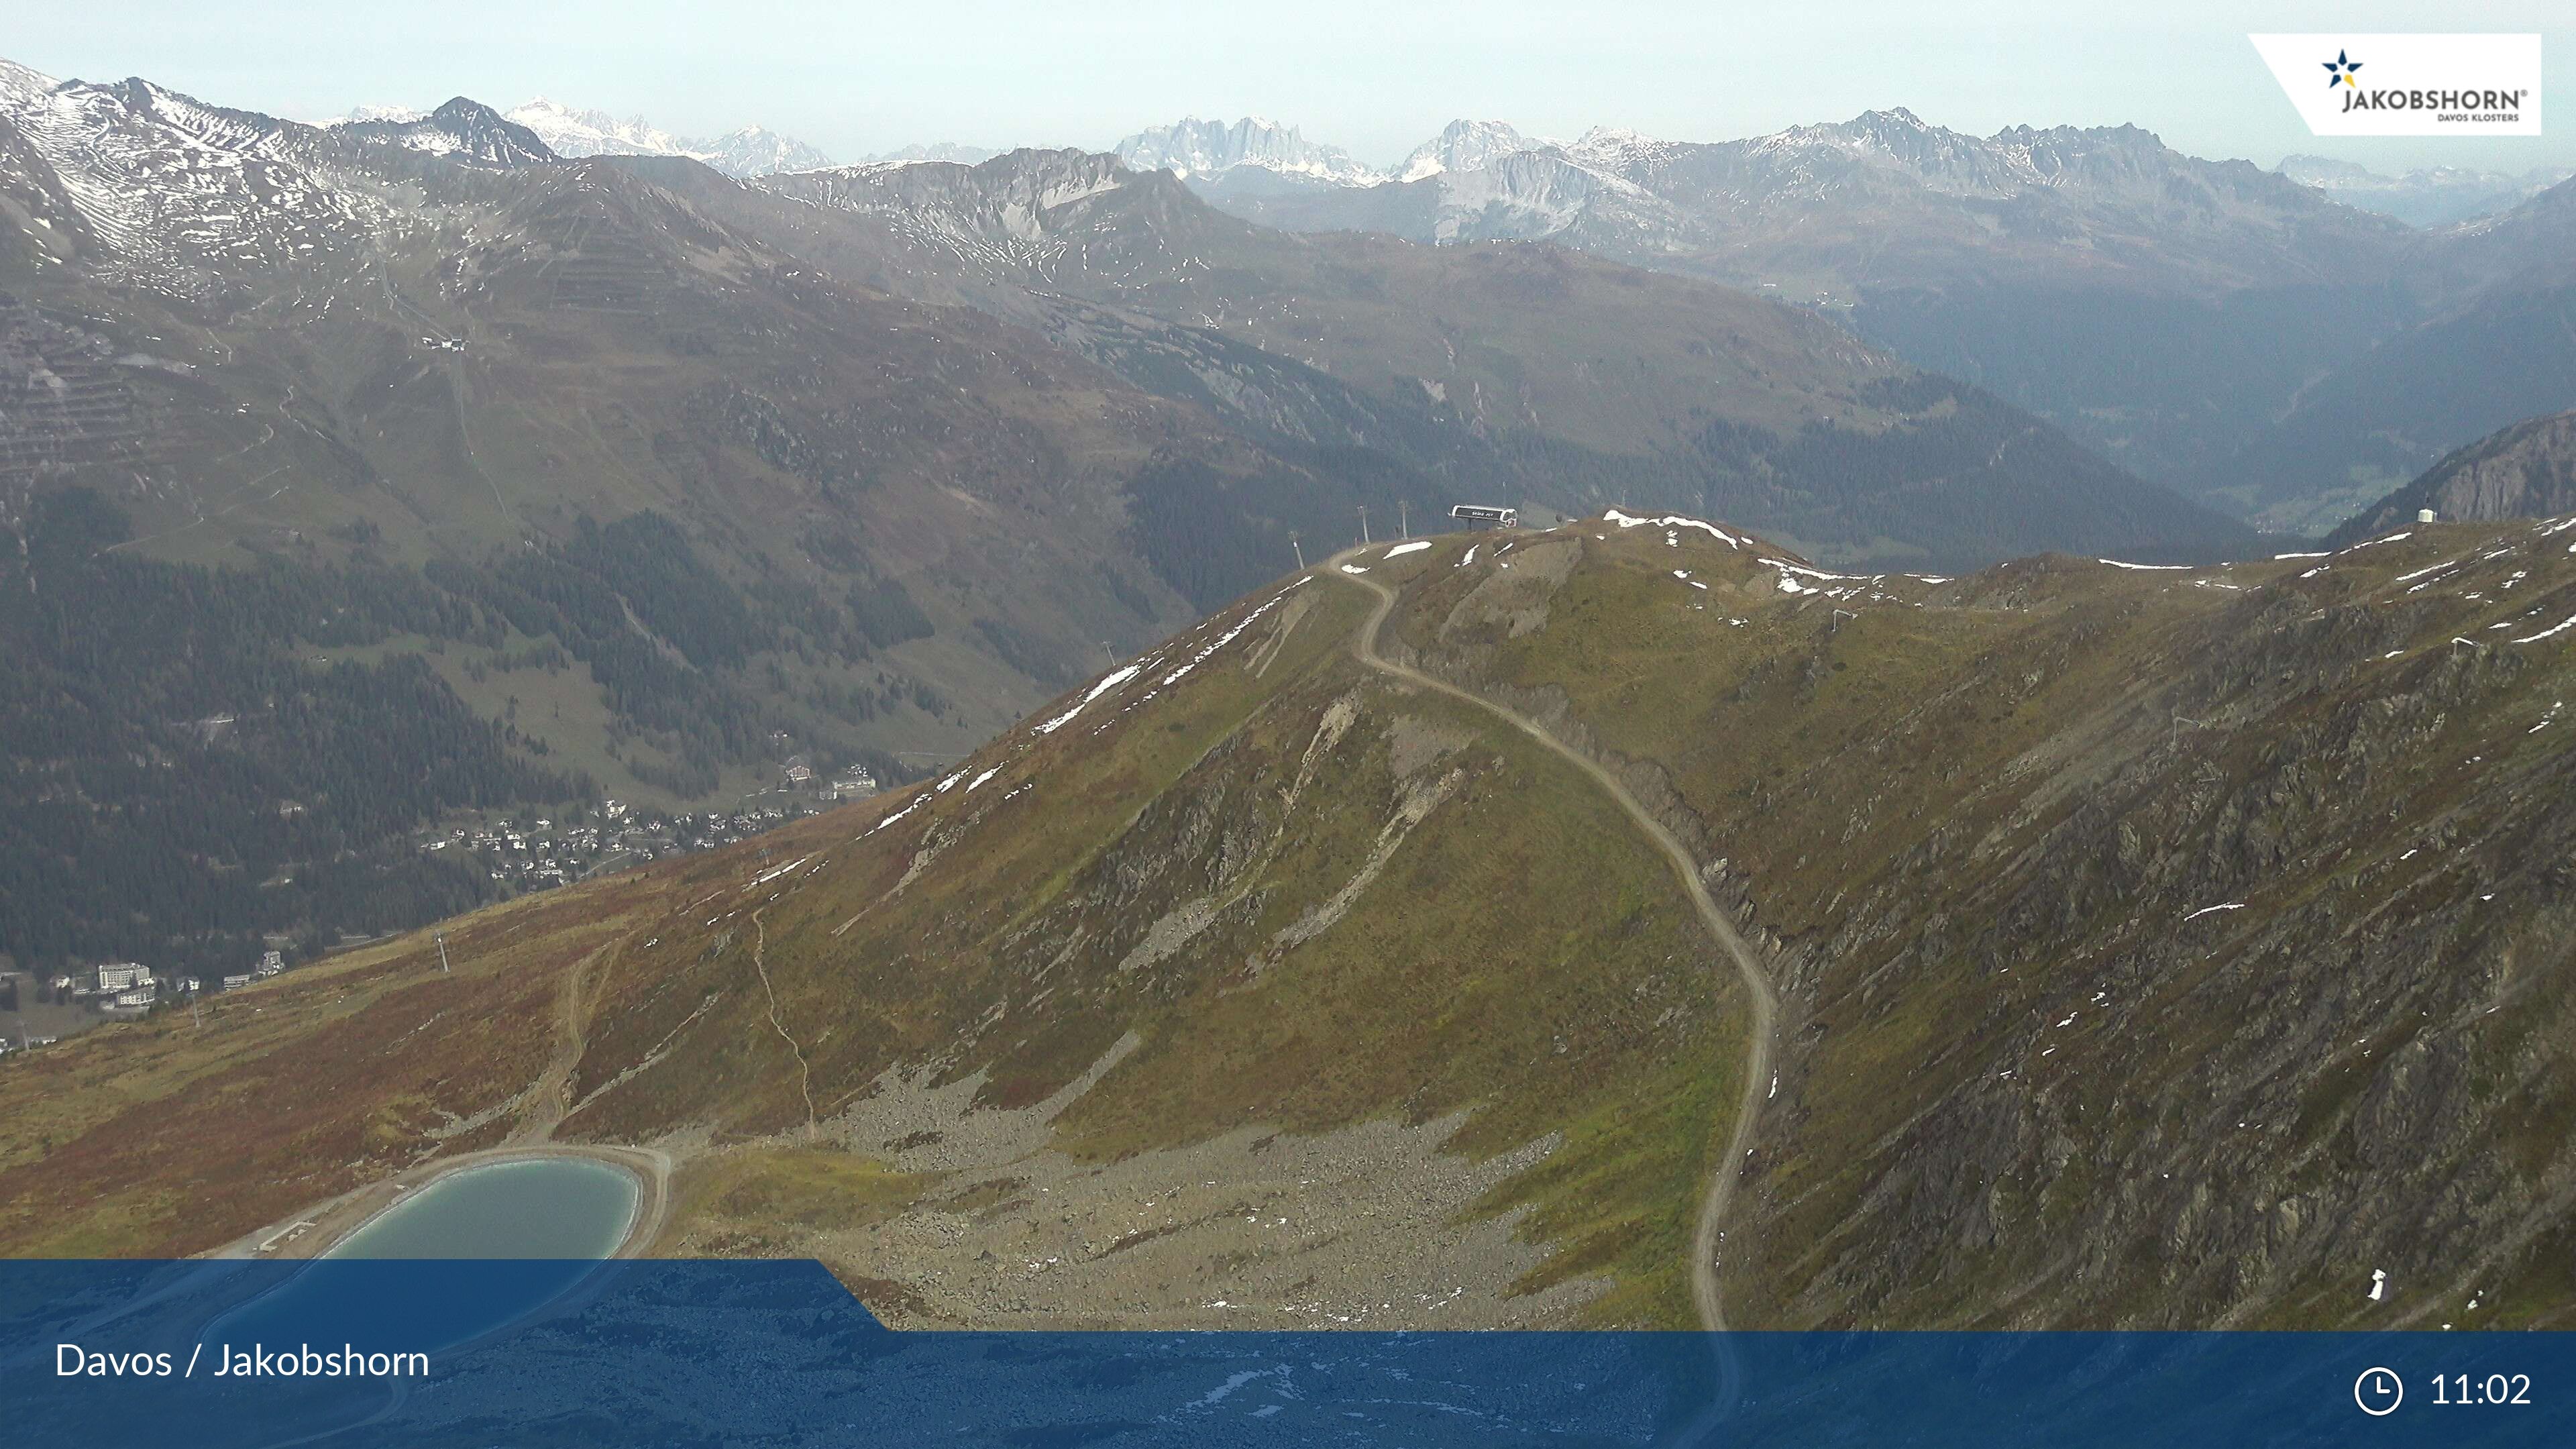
1114 116 1381 186
916 146 1139 211
335 97 555 167
1398 119 1541 182
1758 107 2015 184
771 145 1150 245
1562 125 1672 174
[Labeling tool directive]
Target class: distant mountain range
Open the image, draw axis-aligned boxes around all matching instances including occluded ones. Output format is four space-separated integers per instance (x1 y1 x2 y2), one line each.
733 144 2243 573
1110 110 2576 537
1111 116 1376 190
2275 154 2576 229
332 97 1014 179
0 57 2244 970
324 96 839 177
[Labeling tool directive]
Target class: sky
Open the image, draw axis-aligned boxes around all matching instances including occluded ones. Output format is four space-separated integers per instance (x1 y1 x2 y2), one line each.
8 1 2569 174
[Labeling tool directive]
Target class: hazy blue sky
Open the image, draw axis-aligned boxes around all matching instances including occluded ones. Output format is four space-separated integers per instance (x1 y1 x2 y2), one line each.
10 2 2568 172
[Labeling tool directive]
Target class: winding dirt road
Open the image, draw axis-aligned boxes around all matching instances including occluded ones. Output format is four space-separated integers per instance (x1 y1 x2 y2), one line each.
1332 561 1780 1336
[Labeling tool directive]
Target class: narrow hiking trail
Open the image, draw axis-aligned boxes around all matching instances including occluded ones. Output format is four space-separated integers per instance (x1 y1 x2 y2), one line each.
1332 563 1780 1336
751 907 820 1139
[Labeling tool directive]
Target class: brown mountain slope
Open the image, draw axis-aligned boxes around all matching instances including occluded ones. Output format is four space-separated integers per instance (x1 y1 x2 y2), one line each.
4 511 2573 1333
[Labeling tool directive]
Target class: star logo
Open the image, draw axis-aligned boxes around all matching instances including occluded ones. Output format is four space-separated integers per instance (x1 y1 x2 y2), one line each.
2322 49 2363 89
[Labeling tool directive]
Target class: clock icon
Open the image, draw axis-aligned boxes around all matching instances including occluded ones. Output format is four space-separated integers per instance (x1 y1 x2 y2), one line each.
2356 1366 2404 1416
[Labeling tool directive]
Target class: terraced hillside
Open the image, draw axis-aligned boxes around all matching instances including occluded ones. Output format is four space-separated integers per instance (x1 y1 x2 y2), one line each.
4 510 2572 1333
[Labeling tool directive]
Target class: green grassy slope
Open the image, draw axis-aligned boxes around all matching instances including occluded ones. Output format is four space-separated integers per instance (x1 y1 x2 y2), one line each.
6 507 2572 1332
1381 511 2576 1328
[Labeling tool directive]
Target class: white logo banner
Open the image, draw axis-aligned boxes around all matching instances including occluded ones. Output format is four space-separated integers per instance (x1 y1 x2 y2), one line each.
2249 34 2541 136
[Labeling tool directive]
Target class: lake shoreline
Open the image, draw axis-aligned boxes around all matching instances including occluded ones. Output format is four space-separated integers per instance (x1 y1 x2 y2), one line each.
207 1143 672 1263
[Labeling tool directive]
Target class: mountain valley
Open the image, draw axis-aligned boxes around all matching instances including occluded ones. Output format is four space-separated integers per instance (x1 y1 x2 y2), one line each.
1117 111 2576 536
3 46 2574 1344
0 58 2266 971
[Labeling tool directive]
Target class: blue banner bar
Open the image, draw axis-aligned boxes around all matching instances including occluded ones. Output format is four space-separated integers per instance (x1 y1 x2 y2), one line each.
3 1260 2565 1446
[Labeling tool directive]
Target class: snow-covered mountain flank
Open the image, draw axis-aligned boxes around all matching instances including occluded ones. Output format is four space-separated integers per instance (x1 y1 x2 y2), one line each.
327 95 837 177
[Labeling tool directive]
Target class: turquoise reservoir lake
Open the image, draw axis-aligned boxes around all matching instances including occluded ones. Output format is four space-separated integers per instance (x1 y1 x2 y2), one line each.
197 1158 644 1357
327 1157 639 1259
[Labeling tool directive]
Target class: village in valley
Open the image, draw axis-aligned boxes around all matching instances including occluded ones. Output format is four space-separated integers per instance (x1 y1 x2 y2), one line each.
424 755 881 889
0 759 883 1061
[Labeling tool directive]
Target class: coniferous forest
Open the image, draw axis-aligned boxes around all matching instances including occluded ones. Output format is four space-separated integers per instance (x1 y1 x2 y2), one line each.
0 489 914 978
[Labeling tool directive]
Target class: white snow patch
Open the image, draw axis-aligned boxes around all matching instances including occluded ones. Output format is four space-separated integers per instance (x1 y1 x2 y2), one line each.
2182 901 2246 922
1605 508 1744 547
1339 564 1369 574
859 796 925 839
746 855 811 890
1036 664 1144 735
1383 540 1431 557
1758 557 1856 582
2096 559 2189 571
2514 614 2576 645
966 767 1000 791
1159 580 1308 688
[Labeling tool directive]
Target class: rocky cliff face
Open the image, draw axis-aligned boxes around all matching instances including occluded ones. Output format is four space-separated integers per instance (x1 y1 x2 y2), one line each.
1114 116 1379 188
2330 409 2576 545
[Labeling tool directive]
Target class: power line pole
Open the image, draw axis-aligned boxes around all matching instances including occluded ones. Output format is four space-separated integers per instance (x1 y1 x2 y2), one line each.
1288 531 1304 570
1356 505 1370 545
1399 499 1410 539
434 930 451 974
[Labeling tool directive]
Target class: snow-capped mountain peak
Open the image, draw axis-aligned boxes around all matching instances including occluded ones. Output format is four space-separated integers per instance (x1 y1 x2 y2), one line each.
1562 125 1673 176
1397 119 1542 182
333 95 833 177
2276 152 2576 227
1114 117 1382 188
325 103 426 126
700 125 835 178
0 57 60 108
859 142 1000 168
504 97 692 159
333 98 555 168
